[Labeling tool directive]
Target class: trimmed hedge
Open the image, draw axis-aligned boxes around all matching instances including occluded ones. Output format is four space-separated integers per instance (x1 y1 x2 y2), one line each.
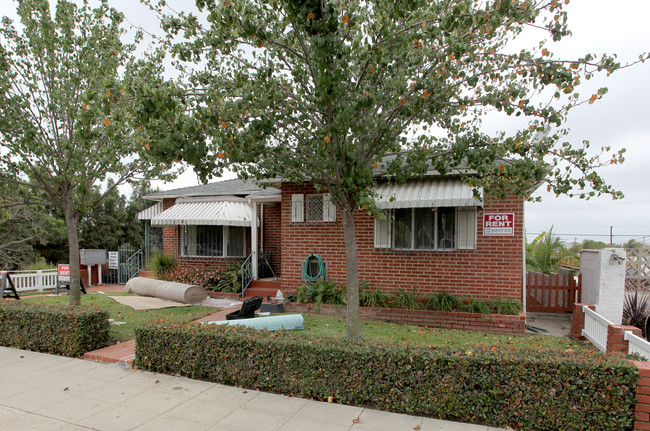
136 323 638 430
0 301 110 357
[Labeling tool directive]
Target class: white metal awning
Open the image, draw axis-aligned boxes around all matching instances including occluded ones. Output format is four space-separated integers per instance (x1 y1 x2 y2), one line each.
136 203 163 220
151 201 253 227
374 179 483 209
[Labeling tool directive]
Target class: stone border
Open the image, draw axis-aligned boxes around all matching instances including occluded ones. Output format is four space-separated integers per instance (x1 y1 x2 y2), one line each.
284 303 526 335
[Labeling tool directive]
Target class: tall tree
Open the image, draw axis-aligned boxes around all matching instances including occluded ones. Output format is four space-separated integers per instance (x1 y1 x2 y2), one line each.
0 0 180 304
156 0 645 339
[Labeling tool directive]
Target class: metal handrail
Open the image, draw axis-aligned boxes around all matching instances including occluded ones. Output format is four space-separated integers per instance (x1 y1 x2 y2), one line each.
241 253 253 298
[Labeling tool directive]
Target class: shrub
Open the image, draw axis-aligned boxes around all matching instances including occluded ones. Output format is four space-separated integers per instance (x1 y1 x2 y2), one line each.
489 297 523 315
0 301 110 357
294 278 346 306
462 298 492 314
426 290 462 311
393 287 422 310
166 264 221 289
360 286 391 308
623 291 649 336
136 323 638 431
215 264 242 293
150 251 176 279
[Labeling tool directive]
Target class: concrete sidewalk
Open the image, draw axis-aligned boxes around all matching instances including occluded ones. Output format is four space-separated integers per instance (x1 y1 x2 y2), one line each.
0 347 507 431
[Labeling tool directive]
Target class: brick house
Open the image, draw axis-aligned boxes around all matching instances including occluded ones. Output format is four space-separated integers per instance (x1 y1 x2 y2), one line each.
139 174 526 303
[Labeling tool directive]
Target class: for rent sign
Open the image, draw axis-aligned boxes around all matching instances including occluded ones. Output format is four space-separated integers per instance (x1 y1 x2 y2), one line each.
58 264 71 282
483 213 515 236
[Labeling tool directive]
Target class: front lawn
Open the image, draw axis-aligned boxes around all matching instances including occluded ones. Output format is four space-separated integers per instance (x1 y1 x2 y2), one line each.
298 314 592 351
23 293 216 342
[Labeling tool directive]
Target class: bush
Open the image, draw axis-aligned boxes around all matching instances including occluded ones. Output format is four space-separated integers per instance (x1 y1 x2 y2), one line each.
0 301 110 357
150 251 176 279
360 286 391 308
426 290 462 311
489 297 524 315
393 287 422 310
623 292 649 336
136 323 638 431
215 264 242 293
293 279 347 306
462 298 492 314
166 265 221 289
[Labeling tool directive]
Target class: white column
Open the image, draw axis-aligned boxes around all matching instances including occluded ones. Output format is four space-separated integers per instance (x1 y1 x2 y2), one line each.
580 248 626 324
251 200 259 280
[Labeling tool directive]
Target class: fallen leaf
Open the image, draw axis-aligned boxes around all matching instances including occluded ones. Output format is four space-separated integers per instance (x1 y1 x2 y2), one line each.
327 395 333 403
63 387 70 391
352 417 360 424
414 426 421 430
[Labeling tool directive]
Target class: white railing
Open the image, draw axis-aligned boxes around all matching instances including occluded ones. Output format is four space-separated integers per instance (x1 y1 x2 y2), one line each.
582 306 612 353
7 270 58 292
625 331 650 361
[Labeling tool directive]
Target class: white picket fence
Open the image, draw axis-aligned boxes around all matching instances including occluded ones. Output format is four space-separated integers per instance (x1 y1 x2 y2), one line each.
582 305 650 360
582 306 611 353
7 270 58 292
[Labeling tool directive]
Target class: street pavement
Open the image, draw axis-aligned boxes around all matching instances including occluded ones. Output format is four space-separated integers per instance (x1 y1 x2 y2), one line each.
0 346 509 431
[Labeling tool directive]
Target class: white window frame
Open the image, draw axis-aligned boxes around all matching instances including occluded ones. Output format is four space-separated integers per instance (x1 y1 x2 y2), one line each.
373 207 477 251
181 225 247 258
291 193 336 223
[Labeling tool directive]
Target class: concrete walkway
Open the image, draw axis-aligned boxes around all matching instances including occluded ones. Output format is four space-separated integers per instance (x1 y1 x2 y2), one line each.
0 347 508 431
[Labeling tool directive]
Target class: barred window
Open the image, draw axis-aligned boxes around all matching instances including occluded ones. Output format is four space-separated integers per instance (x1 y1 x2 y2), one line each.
182 225 246 257
291 193 336 223
375 207 475 251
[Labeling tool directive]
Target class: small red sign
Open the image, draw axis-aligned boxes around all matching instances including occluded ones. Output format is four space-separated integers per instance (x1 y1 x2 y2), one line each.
58 264 71 282
483 213 515 236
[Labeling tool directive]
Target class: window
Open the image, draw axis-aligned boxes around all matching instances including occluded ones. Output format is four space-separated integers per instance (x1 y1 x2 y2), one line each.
181 225 246 257
291 194 336 223
374 207 476 251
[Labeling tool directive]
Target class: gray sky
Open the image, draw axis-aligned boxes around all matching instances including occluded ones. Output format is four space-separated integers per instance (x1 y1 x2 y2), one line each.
4 0 649 245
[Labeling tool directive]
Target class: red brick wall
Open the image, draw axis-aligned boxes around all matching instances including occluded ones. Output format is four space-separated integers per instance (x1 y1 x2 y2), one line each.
280 182 524 302
262 202 282 276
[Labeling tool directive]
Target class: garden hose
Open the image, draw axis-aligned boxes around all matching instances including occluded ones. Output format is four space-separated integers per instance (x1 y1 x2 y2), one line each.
303 253 325 288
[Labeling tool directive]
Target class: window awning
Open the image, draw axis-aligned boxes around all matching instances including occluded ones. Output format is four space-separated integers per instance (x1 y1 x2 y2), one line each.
374 179 483 209
136 203 163 221
151 201 253 227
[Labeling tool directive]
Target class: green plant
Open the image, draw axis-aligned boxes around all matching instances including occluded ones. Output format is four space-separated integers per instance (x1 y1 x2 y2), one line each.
394 287 422 310
216 264 242 293
360 287 391 308
623 292 649 336
0 301 110 357
294 279 346 306
150 251 176 279
136 323 638 431
426 290 462 311
489 298 523 315
462 298 492 314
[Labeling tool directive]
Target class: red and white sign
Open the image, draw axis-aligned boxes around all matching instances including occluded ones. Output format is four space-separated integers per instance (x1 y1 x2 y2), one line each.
58 264 70 282
483 213 515 236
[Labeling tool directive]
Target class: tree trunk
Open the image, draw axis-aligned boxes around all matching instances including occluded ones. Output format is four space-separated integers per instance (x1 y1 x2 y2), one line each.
62 196 81 306
341 206 363 340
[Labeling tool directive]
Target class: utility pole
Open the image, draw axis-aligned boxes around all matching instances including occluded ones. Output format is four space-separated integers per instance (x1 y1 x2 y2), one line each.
609 226 613 246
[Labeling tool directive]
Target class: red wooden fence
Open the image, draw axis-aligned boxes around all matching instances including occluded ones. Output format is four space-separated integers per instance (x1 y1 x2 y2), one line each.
526 271 581 313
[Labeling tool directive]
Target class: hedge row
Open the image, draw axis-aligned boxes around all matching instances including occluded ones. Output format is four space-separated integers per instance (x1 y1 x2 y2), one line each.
135 323 638 431
0 301 110 357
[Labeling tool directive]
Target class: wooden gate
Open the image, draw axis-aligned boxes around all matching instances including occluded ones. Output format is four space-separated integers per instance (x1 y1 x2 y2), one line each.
526 271 581 313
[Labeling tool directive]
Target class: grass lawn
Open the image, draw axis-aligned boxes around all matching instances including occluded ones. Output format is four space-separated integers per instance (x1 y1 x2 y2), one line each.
23 293 217 343
297 314 593 351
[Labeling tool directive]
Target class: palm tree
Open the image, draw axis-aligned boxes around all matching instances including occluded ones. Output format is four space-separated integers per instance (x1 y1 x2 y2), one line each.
526 227 569 274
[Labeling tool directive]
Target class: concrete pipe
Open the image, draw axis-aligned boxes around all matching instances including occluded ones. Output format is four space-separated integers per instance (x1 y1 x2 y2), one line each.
124 277 208 305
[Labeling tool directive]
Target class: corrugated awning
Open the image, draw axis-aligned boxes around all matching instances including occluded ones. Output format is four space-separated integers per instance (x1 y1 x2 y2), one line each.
374 179 483 209
151 201 253 227
136 203 163 221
